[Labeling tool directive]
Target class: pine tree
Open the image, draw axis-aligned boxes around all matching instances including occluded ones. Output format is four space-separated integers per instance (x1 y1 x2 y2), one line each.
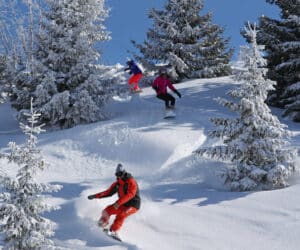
0 55 9 103
194 24 297 191
257 0 300 121
0 0 42 108
132 0 233 81
0 98 61 250
35 0 110 92
0 0 41 70
12 0 116 128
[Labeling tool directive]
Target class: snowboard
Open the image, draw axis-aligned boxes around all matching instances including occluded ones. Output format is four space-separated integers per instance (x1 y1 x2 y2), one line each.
130 89 143 94
103 228 122 242
164 109 176 119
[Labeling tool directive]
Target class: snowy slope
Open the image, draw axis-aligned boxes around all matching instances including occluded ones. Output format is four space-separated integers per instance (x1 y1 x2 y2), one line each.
1 77 300 250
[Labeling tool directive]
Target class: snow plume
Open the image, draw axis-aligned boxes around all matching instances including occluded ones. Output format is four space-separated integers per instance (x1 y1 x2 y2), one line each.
0 98 61 250
195 24 298 191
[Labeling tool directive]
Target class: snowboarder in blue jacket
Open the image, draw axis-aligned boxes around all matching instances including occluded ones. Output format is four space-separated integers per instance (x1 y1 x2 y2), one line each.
124 60 143 92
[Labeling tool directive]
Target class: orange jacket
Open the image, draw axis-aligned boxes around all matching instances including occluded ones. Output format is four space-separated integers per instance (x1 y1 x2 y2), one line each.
95 173 140 209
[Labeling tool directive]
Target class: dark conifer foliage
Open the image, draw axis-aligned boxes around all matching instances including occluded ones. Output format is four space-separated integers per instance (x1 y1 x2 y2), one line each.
257 0 300 121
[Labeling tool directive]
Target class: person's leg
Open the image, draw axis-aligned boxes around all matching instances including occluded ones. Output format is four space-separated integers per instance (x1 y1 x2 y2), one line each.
167 93 176 108
157 94 170 108
130 73 142 90
98 204 118 227
110 206 138 232
128 75 135 92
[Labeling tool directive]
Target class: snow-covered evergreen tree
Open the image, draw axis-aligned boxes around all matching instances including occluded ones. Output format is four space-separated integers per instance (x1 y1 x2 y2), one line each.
195 24 297 191
0 55 9 103
256 0 300 121
13 0 118 128
0 0 42 71
0 0 45 112
132 0 233 81
0 99 61 249
35 0 110 92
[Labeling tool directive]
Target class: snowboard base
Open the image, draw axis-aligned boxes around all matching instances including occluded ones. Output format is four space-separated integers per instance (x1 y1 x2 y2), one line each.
130 89 143 94
103 228 122 242
164 109 176 119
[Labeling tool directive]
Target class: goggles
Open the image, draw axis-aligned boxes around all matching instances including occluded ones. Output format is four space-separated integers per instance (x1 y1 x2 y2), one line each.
115 171 124 177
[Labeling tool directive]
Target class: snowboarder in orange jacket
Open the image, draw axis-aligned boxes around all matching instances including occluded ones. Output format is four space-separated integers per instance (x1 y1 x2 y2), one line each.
88 163 140 238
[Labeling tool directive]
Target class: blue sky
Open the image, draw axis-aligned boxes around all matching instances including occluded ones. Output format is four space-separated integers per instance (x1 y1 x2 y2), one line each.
101 0 280 65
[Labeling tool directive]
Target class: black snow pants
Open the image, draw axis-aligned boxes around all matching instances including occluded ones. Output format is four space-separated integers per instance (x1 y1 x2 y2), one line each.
157 93 175 108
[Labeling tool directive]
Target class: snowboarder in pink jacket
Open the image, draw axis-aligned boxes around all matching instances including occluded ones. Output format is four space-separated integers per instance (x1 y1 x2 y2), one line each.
152 68 181 110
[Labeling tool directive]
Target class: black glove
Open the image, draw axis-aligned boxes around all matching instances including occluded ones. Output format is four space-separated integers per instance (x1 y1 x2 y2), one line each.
87 194 96 200
175 90 181 98
152 86 158 92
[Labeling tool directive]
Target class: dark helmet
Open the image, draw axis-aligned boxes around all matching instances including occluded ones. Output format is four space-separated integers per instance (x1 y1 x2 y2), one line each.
159 67 168 75
115 163 126 177
126 59 134 66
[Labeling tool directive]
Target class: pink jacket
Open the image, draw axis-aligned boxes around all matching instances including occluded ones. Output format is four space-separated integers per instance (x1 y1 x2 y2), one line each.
152 76 176 95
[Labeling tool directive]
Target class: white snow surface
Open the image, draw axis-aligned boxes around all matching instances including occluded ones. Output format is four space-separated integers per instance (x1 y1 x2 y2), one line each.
1 76 300 250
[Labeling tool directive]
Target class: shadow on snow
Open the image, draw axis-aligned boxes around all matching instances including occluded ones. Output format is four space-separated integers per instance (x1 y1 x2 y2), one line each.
143 182 249 207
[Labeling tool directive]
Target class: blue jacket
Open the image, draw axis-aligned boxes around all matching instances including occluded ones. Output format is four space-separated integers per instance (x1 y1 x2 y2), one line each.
125 62 142 75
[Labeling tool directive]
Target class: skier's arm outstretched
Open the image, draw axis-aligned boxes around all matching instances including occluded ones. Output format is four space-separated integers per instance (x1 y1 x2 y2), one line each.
88 182 118 200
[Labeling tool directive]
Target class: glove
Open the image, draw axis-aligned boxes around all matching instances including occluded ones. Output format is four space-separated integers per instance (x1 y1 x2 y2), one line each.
176 91 181 98
87 194 96 200
152 86 158 92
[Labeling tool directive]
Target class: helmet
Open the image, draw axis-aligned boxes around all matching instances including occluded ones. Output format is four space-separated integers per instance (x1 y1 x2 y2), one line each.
126 59 134 66
115 163 125 177
159 67 168 75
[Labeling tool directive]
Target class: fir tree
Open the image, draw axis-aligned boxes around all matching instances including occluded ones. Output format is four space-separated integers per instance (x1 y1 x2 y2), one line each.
256 0 300 121
12 0 116 128
195 24 297 191
0 0 41 71
132 0 233 81
0 0 42 108
0 55 9 103
0 98 61 250
35 0 110 92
